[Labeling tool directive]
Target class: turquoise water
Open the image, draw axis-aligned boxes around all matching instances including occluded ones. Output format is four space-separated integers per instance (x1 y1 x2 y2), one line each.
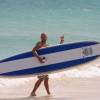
0 0 100 59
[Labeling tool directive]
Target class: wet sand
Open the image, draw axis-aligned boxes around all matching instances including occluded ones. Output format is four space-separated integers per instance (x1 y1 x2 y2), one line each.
0 77 100 100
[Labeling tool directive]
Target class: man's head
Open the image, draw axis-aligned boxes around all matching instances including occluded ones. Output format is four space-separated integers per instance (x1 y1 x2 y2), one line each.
60 35 64 40
40 32 47 42
60 35 64 44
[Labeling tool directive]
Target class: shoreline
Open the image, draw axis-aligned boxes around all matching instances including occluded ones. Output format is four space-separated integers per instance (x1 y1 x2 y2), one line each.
0 77 100 100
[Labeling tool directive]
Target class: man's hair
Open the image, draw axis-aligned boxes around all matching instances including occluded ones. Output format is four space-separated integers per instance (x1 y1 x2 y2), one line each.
41 32 47 36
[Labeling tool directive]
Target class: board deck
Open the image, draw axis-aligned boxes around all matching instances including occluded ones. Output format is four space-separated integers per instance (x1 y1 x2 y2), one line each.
0 41 100 76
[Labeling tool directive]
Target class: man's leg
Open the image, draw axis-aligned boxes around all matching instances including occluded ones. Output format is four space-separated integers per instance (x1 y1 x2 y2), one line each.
44 76 50 95
31 78 43 96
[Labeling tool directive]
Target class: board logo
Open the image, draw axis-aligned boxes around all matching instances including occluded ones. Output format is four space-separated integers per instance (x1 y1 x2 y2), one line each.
82 47 93 56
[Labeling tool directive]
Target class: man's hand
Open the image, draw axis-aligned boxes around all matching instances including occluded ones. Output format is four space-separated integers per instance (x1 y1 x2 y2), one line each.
37 56 44 63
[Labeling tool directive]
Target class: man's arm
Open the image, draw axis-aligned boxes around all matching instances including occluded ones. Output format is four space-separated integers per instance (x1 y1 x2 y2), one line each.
32 42 43 63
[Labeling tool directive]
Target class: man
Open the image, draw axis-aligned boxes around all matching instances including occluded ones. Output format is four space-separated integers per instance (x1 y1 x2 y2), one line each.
60 35 64 44
31 32 50 96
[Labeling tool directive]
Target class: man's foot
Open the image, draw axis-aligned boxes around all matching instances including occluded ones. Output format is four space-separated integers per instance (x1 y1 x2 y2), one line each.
30 92 36 96
47 91 51 95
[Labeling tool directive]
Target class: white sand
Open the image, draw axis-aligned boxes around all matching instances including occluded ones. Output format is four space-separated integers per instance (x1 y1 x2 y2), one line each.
0 77 100 100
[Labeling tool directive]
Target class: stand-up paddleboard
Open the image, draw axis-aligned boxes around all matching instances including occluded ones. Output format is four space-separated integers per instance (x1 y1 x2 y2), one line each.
0 41 100 76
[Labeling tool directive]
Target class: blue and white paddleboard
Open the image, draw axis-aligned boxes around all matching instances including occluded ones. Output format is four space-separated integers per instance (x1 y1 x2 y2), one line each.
0 41 100 76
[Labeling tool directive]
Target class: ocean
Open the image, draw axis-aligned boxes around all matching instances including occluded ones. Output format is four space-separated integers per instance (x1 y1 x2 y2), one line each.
0 0 100 99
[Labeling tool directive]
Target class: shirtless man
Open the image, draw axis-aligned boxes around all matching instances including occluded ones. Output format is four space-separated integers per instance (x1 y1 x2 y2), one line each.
60 35 64 44
31 32 50 96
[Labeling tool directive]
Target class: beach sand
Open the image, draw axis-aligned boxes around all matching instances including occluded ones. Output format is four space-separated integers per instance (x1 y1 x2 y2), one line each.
0 77 100 100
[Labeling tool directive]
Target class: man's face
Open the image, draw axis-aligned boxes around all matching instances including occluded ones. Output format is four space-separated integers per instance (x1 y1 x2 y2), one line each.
41 33 47 42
